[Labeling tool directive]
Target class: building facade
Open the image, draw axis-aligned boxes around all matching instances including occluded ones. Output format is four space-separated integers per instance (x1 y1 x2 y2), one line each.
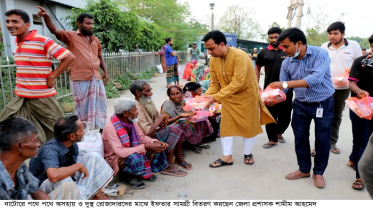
0 0 85 56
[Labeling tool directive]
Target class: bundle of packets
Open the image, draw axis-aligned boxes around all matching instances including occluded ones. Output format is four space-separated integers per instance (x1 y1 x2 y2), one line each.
183 97 222 122
184 95 209 109
260 87 287 104
332 69 350 88
345 96 373 120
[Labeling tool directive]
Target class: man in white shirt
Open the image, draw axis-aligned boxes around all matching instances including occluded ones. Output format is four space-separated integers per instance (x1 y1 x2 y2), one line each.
321 21 362 155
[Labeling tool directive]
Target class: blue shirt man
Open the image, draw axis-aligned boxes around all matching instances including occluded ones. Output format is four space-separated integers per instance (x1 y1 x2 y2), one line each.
269 28 334 189
164 38 179 87
29 138 79 185
165 44 177 66
0 161 39 200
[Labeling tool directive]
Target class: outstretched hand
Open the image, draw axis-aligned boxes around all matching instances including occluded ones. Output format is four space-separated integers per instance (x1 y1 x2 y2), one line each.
36 6 49 18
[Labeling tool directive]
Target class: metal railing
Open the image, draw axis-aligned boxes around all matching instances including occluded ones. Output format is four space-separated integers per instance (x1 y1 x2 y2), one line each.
0 51 187 110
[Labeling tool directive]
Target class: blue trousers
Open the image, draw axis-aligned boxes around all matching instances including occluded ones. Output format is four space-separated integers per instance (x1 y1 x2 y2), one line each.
349 110 373 179
291 97 334 175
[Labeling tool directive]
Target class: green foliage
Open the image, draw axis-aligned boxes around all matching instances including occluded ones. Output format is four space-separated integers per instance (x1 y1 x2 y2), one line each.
217 5 262 40
119 0 207 50
105 82 121 98
346 36 370 49
115 69 157 90
0 32 4 56
306 28 328 46
64 0 166 52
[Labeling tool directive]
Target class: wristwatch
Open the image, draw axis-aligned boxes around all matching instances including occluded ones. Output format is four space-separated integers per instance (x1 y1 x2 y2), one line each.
282 81 288 89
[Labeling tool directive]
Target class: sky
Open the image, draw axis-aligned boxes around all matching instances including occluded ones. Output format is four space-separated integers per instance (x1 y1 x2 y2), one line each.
178 0 372 40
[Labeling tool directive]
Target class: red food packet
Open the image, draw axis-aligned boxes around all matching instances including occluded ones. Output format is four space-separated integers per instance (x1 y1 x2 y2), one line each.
332 69 350 88
261 86 286 104
346 96 373 120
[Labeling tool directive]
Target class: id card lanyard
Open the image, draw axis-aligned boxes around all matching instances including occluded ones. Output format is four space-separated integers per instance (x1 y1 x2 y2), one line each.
316 103 323 118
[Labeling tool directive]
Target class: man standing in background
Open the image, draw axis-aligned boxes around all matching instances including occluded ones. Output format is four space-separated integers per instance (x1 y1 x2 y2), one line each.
0 9 74 143
190 43 200 62
251 48 258 67
164 38 179 87
320 21 362 155
256 27 293 149
37 6 109 131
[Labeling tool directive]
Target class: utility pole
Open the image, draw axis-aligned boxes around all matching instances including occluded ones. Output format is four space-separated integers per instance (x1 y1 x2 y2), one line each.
286 0 304 29
295 0 304 28
210 3 215 30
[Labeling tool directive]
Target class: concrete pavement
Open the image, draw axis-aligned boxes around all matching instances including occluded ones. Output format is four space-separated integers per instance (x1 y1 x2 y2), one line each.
108 60 371 200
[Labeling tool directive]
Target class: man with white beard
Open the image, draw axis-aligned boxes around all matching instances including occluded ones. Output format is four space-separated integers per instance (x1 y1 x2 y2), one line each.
101 97 186 190
130 80 194 175
130 80 192 172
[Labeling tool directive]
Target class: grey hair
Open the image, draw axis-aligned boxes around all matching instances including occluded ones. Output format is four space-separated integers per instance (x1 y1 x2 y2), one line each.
130 80 150 96
114 97 138 115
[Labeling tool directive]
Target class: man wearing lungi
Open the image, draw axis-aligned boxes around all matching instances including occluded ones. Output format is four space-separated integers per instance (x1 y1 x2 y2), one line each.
102 98 186 189
130 80 193 172
202 30 275 168
29 116 113 200
165 38 179 88
0 118 81 200
0 9 75 144
37 6 109 130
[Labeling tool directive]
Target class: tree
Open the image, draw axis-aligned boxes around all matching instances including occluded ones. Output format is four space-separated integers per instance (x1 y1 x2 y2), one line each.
303 2 344 46
216 5 262 40
118 0 207 50
346 36 370 49
65 0 166 52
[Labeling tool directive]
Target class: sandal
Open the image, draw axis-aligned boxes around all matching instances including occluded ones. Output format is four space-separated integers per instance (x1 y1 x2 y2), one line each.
198 144 211 149
347 161 356 171
262 142 277 149
352 179 364 190
311 149 316 157
244 154 255 165
177 161 193 170
161 169 188 177
121 179 146 189
330 144 340 154
191 146 203 154
278 136 286 143
209 158 233 168
181 151 186 159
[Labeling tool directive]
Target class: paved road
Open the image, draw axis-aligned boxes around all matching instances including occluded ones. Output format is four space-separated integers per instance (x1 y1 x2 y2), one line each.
108 60 370 200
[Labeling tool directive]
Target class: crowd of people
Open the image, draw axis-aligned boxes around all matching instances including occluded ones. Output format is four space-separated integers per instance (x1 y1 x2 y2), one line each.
0 6 373 201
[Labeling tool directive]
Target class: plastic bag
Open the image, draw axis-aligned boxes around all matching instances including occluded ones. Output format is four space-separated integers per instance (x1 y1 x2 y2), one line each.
189 110 211 123
332 69 350 88
77 122 104 159
185 96 209 109
156 64 163 74
346 97 373 120
261 86 286 104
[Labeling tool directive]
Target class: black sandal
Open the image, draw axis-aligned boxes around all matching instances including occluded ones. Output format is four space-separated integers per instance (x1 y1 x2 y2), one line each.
209 158 234 168
244 154 254 165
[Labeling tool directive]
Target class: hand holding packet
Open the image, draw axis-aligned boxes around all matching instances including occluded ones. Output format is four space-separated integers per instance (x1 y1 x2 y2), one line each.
332 68 350 88
345 96 373 120
261 86 287 104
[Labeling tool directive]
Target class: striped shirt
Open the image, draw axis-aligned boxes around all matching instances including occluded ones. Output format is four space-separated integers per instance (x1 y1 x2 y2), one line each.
280 45 335 103
14 30 71 98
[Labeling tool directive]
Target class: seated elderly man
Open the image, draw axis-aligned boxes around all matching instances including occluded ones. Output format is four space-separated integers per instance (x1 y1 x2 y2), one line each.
102 97 187 189
0 118 81 200
29 116 113 200
130 80 194 170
